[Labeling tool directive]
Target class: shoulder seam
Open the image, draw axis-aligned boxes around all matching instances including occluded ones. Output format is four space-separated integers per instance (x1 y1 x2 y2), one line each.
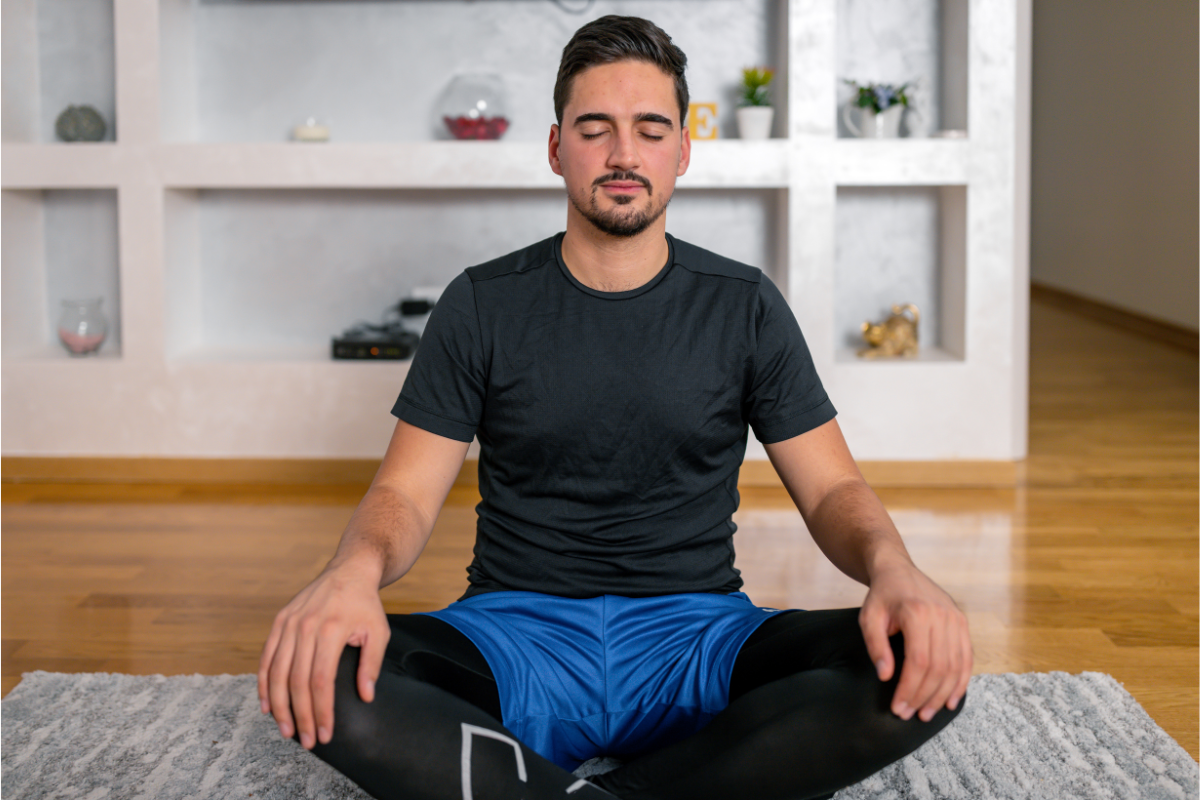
465 236 558 283
465 271 485 363
467 251 557 283
669 236 763 284
673 258 763 284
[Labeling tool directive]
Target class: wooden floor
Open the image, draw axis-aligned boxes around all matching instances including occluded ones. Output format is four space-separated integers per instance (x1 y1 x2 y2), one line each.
3 298 1197 760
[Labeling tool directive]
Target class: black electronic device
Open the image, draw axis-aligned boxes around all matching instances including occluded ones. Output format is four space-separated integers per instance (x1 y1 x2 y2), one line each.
331 296 435 360
331 324 418 360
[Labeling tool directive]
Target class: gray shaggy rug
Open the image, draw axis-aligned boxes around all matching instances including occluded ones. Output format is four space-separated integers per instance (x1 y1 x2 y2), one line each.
1 670 1196 799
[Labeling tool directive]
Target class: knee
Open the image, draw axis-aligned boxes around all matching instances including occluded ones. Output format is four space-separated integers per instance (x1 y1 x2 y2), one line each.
328 645 378 734
886 632 969 707
869 633 968 726
293 643 363 721
332 644 363 698
300 646 382 759
886 636 968 735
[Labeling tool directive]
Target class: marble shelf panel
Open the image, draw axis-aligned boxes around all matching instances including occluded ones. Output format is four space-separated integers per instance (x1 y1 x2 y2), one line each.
832 139 969 185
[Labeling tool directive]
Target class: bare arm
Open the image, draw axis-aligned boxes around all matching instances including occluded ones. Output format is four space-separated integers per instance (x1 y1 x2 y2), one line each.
258 419 470 750
764 418 972 722
325 420 470 588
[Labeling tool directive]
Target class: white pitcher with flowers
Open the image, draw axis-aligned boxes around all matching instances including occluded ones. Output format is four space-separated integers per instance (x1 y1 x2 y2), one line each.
842 79 915 138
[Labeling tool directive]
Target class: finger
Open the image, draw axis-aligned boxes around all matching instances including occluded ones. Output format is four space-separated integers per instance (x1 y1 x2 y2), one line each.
311 626 346 746
891 617 930 720
859 605 896 682
258 618 285 714
267 621 299 739
948 624 973 710
357 622 390 705
906 617 946 721
917 620 958 721
288 621 320 750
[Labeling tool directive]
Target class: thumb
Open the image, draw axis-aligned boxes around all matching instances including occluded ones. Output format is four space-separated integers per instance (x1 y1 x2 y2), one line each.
860 605 896 682
356 626 388 704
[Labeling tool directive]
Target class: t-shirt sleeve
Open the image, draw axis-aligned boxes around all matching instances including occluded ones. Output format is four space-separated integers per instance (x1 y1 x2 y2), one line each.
391 271 486 442
744 274 837 444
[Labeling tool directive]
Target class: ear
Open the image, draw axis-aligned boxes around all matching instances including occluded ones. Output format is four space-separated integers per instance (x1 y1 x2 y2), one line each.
677 121 691 177
549 124 563 177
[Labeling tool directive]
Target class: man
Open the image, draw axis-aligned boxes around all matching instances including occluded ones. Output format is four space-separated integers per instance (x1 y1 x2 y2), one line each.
259 15 971 800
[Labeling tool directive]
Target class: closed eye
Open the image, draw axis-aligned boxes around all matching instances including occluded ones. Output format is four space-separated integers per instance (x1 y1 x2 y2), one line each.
581 132 665 141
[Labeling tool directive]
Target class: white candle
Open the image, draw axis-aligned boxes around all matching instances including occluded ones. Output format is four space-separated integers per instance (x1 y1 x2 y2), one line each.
292 118 330 142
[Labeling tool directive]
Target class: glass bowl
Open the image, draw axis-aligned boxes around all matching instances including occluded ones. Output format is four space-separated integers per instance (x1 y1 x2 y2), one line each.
436 73 510 140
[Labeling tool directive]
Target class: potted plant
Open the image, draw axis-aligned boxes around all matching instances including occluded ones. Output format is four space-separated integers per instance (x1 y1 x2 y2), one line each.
841 79 913 138
736 67 774 140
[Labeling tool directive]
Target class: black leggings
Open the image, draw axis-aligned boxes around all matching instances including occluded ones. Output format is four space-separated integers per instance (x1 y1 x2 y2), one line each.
298 607 963 800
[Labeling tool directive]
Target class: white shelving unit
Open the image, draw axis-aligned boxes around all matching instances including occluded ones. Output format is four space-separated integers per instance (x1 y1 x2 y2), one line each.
1 0 1030 463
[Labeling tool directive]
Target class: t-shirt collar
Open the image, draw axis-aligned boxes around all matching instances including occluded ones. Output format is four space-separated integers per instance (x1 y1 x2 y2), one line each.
554 231 675 300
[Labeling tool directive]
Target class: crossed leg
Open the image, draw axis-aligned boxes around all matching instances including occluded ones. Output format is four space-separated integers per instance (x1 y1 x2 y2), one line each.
590 608 964 799
299 613 616 799
297 608 964 800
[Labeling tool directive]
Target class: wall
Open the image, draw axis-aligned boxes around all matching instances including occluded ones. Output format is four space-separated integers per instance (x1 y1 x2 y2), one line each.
1 0 1028 461
1030 0 1198 331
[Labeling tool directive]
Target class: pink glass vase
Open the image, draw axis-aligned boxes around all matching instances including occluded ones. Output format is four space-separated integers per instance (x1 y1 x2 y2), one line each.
57 298 108 356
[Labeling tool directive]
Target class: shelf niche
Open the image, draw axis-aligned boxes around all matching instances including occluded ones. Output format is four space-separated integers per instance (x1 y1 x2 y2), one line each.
1 0 117 144
164 187 783 361
1 188 122 358
158 0 787 144
835 0 968 139
834 184 966 362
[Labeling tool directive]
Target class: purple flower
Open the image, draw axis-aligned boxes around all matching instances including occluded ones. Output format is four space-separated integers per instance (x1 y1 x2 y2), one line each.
845 79 913 112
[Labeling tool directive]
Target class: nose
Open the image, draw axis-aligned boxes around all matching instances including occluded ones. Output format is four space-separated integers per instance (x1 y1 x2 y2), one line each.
605 128 641 172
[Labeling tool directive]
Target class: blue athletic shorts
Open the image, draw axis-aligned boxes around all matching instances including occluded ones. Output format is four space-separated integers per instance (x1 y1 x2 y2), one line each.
419 590 786 771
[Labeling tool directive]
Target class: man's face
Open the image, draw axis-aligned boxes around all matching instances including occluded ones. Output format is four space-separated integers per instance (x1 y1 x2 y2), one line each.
550 60 691 238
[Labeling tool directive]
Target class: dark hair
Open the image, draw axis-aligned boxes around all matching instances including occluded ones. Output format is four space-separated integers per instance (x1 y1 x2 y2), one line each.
554 15 689 129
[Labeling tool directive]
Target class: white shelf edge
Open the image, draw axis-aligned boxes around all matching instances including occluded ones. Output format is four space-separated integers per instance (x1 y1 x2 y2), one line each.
0 143 125 188
158 141 559 189
168 343 417 367
834 345 964 365
680 139 790 188
1 139 975 191
833 139 969 185
4 139 792 190
1 344 123 362
157 140 791 190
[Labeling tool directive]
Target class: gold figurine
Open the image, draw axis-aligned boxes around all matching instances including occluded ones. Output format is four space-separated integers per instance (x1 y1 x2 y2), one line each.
857 303 919 359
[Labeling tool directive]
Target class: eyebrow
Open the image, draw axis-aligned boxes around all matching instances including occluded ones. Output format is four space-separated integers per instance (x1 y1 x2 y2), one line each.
572 111 675 130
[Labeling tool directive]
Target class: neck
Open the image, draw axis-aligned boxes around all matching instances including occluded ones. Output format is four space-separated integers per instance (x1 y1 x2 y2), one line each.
560 212 669 293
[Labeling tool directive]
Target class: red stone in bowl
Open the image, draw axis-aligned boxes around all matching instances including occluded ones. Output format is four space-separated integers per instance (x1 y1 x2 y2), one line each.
444 115 510 140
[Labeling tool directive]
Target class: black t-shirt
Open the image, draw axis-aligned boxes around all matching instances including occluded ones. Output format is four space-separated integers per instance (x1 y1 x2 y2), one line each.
392 231 836 599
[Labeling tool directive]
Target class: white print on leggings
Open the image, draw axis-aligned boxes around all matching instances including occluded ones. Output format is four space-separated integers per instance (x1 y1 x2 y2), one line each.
459 724 599 798
460 723 526 800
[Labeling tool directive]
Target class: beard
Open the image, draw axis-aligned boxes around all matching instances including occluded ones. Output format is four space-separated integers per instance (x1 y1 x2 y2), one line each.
568 177 673 238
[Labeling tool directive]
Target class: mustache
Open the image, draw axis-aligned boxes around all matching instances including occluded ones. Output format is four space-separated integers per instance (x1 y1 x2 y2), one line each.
593 172 652 192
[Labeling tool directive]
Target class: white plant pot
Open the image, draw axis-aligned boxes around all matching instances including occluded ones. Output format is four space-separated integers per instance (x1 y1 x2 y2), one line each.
842 102 905 138
736 106 774 140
